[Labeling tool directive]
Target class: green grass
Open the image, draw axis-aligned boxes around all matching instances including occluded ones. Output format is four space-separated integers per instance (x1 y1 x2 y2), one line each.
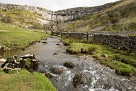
113 54 136 67
66 42 136 76
0 69 56 91
0 22 48 48
99 59 135 76
93 45 136 76
67 43 98 54
62 38 73 45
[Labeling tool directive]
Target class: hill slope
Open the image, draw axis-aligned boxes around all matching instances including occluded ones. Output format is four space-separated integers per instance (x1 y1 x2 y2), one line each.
55 0 122 21
0 3 52 29
59 0 136 32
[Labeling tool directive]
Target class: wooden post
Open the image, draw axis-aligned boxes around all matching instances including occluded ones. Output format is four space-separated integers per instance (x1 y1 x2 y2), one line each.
87 32 89 43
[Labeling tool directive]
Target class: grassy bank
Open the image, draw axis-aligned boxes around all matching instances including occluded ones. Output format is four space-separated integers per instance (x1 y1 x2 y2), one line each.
0 22 48 49
66 43 98 54
0 69 56 91
62 37 85 45
64 38 136 76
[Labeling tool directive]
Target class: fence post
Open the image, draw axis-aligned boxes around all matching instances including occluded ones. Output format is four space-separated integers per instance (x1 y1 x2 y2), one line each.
87 32 89 43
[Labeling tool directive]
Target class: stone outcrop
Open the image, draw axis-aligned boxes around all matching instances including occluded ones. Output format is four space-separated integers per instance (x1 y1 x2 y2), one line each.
1 54 39 73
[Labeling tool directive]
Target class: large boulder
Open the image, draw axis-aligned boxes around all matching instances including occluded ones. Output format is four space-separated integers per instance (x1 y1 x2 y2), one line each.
1 56 20 73
63 62 75 69
50 65 64 74
44 72 53 79
0 58 6 63
1 57 20 68
20 54 39 71
73 74 87 88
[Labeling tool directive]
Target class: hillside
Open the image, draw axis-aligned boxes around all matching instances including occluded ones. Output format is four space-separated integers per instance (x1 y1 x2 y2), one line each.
55 0 122 21
57 0 136 32
1 0 135 32
0 3 52 29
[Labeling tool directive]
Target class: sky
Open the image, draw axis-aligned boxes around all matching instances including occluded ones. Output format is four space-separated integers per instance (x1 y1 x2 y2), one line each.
0 0 120 11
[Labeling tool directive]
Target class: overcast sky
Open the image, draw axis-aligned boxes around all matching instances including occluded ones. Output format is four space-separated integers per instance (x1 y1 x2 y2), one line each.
0 0 119 11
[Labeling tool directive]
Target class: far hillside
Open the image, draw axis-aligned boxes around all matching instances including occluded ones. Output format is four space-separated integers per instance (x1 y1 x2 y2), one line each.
60 0 136 32
0 3 52 29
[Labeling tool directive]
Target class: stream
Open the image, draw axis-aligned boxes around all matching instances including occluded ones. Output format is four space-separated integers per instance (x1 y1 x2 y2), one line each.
0 36 136 91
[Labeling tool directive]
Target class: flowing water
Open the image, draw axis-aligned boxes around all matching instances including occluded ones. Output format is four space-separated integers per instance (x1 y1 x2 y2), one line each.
0 36 136 91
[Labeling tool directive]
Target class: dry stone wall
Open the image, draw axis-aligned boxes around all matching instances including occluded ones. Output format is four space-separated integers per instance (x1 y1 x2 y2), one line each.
61 32 136 51
91 34 136 51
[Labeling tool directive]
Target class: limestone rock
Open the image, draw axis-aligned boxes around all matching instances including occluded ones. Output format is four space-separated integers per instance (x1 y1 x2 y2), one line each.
73 74 82 88
21 54 35 59
20 54 39 71
42 41 47 44
44 72 53 78
0 58 6 63
50 65 64 74
63 62 75 69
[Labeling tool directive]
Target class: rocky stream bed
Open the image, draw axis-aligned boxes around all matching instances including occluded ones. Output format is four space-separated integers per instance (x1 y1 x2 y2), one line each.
0 36 136 91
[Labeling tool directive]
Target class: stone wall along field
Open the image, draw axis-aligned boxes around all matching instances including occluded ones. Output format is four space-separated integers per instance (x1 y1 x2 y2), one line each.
60 32 136 52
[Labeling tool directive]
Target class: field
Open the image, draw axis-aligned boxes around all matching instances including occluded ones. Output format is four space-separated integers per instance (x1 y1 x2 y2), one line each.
0 22 48 49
